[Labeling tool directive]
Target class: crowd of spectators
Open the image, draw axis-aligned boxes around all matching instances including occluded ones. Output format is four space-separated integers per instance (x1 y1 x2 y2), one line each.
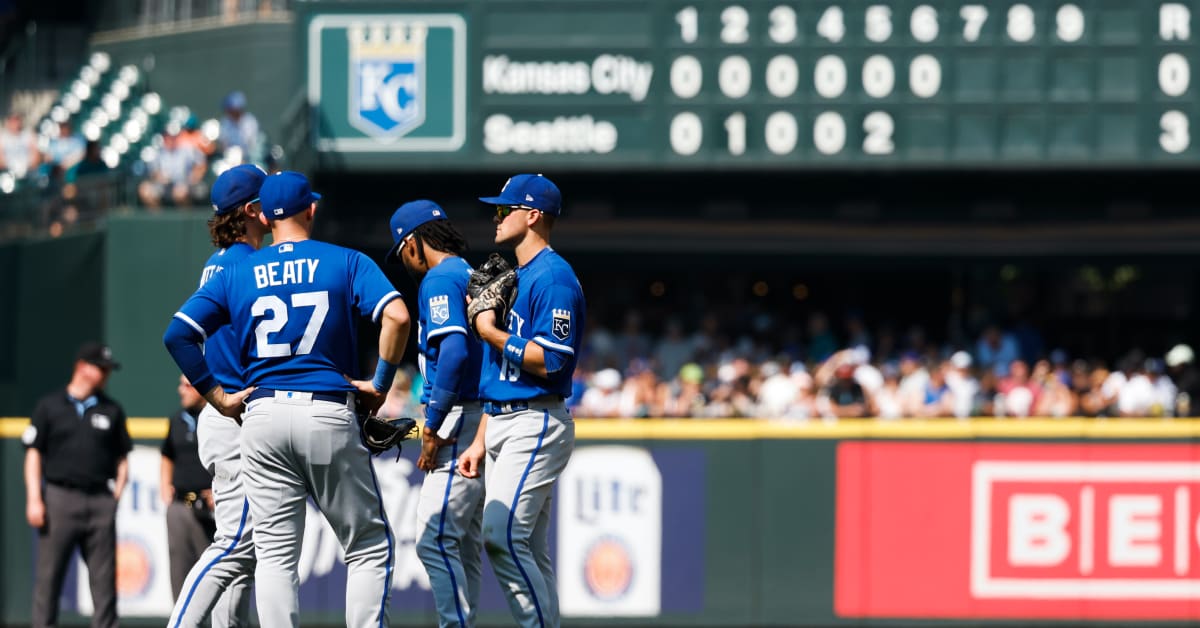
370 310 1200 421
1 87 271 238
559 312 1200 421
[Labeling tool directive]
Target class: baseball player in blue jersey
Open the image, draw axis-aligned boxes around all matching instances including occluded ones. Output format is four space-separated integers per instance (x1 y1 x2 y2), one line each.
386 200 486 627
458 174 585 628
167 164 265 628
163 171 411 627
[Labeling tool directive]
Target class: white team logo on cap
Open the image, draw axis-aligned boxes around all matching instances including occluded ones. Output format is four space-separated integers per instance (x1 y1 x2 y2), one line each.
433 209 441 216
526 193 535 202
274 208 284 216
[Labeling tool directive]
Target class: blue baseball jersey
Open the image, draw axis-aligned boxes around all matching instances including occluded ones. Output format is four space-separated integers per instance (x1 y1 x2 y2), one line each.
197 242 254 392
417 257 482 402
479 247 585 401
175 240 401 391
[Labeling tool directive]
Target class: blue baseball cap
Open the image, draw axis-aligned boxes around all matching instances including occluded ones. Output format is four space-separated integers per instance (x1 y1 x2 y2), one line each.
223 90 247 111
259 171 321 221
478 173 562 216
210 164 266 215
386 199 448 261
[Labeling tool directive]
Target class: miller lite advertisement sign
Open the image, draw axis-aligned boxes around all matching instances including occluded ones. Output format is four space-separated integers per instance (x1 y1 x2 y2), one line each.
557 446 663 616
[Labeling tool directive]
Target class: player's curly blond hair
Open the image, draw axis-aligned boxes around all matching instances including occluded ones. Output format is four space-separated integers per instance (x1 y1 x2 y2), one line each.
208 210 247 249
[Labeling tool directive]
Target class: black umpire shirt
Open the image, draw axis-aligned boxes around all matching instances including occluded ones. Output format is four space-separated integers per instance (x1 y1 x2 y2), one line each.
23 389 132 493
160 407 212 494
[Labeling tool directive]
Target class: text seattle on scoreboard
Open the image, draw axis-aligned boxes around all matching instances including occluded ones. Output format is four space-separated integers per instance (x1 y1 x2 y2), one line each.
304 2 1199 169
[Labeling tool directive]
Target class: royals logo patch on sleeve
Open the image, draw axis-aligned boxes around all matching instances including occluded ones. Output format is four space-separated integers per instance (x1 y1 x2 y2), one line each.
429 295 450 325
552 308 572 341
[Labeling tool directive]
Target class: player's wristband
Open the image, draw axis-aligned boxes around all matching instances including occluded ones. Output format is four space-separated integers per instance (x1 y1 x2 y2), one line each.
371 358 400 392
503 336 530 368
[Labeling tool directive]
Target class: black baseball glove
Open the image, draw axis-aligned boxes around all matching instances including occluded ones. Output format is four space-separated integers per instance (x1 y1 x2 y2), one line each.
359 415 419 457
468 253 513 299
468 268 517 333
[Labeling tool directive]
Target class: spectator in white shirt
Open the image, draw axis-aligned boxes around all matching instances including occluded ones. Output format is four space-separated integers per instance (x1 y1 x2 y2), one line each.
137 128 206 209
0 113 39 177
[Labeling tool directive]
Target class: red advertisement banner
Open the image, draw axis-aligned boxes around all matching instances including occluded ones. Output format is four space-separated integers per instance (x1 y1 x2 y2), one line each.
835 442 1200 620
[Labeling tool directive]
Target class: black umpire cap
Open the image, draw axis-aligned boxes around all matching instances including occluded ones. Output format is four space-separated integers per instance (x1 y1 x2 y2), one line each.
77 341 121 370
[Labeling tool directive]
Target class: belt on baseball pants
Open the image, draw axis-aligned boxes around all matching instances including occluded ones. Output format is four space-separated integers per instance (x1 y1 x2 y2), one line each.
246 389 354 406
482 395 564 415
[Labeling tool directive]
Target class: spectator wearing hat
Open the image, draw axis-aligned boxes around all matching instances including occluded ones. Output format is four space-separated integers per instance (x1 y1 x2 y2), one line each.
138 126 207 209
945 350 980 418
976 324 1021 377
578 368 623 417
23 342 131 628
1166 344 1200 417
896 351 929 413
870 363 904 420
178 114 215 158
42 120 85 175
662 362 708 417
1119 358 1177 417
817 362 869 420
218 91 260 162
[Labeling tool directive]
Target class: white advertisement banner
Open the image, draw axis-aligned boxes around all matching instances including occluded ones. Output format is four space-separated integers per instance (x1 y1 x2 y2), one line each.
557 445 662 617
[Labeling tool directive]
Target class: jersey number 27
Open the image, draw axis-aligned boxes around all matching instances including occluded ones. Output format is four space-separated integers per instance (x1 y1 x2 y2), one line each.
251 291 329 357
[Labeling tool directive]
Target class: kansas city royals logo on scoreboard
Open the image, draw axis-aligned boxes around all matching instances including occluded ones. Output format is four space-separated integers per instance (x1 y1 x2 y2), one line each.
429 295 450 325
348 22 426 138
308 13 466 152
553 308 572 341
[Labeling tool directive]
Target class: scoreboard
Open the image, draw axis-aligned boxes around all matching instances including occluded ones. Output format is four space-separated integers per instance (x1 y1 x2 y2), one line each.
304 2 1200 168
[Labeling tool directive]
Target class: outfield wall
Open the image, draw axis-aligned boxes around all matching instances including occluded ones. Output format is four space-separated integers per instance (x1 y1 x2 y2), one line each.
1 418 1197 627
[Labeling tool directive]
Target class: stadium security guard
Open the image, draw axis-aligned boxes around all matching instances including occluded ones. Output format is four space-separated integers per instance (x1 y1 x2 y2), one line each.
23 341 131 628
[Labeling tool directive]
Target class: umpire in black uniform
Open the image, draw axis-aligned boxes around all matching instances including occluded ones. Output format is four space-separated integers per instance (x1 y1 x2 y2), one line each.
22 341 131 628
160 375 217 598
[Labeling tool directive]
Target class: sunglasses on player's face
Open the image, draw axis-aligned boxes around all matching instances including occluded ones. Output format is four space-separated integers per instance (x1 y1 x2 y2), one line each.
495 205 537 220
397 233 415 254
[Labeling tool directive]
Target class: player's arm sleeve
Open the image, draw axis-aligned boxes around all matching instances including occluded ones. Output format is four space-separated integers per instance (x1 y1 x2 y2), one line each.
529 282 581 374
163 277 230 393
422 274 470 431
426 333 467 432
350 252 401 323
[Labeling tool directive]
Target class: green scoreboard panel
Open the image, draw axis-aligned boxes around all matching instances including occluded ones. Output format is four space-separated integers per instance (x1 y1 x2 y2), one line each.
304 1 1200 169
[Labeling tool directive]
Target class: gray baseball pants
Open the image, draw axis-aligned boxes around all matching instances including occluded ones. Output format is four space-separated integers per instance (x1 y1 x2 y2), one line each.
241 391 393 628
482 402 575 628
167 404 253 628
416 403 485 627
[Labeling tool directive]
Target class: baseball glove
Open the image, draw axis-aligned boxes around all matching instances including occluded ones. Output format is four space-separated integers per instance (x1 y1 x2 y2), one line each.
467 253 513 299
467 268 517 333
359 415 419 457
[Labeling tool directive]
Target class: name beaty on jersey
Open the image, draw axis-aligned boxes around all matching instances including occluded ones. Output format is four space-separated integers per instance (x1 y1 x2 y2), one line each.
253 259 320 289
